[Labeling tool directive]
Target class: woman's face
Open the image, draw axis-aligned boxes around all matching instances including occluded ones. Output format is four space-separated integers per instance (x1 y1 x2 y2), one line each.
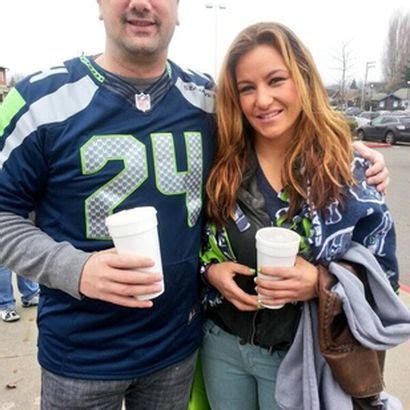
235 44 302 146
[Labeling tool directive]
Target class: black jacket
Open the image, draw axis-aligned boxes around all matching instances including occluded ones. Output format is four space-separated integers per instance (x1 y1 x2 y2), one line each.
207 157 302 349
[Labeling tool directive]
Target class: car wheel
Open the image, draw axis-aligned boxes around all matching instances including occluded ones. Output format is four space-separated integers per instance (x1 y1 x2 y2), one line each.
357 130 365 141
385 131 396 145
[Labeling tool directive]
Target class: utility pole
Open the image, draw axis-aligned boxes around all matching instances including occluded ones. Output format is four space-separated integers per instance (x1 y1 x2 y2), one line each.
361 61 376 110
369 84 374 111
205 2 227 79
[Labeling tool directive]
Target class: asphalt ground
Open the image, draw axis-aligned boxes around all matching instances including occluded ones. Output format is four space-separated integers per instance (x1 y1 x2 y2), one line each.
377 143 410 289
0 143 409 409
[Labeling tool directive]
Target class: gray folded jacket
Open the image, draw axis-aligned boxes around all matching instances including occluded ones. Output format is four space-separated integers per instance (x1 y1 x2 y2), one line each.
275 242 410 410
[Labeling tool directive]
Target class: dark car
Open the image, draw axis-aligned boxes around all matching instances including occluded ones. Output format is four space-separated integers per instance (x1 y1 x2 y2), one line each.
344 107 362 116
357 115 410 144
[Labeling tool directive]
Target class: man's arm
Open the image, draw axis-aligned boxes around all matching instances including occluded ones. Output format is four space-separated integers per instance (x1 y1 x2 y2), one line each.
0 212 163 306
352 141 389 193
0 211 89 299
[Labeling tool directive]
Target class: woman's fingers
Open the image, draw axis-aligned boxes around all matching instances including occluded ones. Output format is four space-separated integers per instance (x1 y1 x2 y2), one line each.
224 283 258 309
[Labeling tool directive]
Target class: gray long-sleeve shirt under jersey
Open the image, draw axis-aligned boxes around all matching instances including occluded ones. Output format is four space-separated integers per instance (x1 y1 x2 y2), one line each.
0 212 90 299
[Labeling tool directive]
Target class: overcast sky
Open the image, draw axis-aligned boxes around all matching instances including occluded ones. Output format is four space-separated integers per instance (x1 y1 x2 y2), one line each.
1 0 409 86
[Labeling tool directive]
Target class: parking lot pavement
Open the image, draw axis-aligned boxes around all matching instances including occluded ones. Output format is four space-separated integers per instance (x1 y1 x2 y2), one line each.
0 299 40 410
375 144 410 288
384 290 410 408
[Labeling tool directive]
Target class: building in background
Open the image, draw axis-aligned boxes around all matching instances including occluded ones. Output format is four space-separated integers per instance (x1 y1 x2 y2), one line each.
378 88 410 111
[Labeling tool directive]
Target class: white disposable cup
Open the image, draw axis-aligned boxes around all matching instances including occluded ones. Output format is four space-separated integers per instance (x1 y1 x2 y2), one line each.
255 227 300 309
105 207 164 300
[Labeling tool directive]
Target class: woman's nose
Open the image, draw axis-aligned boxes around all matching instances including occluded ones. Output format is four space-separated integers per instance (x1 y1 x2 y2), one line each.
255 88 274 109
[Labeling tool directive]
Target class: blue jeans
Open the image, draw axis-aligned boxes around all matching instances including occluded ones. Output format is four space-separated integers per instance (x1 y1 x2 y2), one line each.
40 351 197 410
0 266 39 310
201 320 286 410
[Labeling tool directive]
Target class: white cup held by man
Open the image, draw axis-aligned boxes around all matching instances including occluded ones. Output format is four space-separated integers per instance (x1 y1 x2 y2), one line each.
255 227 301 309
105 207 164 300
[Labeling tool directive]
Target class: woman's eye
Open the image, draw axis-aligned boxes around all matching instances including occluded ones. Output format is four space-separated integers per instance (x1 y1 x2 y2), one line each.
238 85 254 94
269 77 286 86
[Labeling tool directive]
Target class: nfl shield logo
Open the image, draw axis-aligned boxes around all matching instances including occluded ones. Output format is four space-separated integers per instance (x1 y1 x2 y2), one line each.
135 92 151 112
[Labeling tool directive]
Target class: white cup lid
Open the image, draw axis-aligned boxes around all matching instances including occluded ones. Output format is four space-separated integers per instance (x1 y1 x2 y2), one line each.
105 206 158 237
255 227 300 250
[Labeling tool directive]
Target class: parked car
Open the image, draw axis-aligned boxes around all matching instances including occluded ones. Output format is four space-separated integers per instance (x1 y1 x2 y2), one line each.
357 115 410 144
354 111 381 128
344 107 362 116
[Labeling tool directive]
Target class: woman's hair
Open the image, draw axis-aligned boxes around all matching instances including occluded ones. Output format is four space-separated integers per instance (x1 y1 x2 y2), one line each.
206 22 354 226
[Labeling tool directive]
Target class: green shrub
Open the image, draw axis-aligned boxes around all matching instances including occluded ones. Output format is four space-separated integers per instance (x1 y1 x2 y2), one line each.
346 117 358 134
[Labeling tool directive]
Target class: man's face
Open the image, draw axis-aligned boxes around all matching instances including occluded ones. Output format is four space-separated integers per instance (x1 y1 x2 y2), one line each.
98 0 179 60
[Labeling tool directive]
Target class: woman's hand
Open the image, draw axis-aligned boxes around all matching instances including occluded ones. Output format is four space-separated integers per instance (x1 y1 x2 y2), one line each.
352 141 389 194
206 262 259 311
256 257 318 307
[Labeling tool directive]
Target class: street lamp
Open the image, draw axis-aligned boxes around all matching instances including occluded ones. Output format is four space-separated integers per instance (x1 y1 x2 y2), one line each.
205 2 227 79
361 61 376 110
369 83 374 111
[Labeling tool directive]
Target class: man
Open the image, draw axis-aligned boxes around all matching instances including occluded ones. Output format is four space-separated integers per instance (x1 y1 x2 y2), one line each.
0 1 388 409
0 1 215 408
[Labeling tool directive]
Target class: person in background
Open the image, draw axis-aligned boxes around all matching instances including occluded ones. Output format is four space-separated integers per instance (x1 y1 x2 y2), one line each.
0 266 39 322
200 22 398 410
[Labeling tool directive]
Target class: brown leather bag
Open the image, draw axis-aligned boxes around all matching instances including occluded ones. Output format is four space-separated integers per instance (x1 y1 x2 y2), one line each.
317 264 385 401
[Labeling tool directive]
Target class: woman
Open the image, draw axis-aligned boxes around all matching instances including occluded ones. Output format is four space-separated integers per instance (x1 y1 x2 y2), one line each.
200 22 398 410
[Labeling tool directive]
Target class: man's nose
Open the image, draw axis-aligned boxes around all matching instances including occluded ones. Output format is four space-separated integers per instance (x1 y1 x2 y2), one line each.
128 0 153 13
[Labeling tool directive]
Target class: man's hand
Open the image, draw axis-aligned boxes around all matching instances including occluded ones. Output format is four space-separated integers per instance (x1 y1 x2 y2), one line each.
353 141 389 194
206 262 258 311
80 249 163 308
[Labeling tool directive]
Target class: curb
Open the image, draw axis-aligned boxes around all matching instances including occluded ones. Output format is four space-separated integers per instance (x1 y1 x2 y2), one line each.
400 283 410 294
363 142 392 148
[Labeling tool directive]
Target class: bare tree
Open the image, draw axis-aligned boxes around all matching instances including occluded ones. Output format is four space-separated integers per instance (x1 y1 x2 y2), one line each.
8 73 25 88
382 10 410 91
332 41 355 109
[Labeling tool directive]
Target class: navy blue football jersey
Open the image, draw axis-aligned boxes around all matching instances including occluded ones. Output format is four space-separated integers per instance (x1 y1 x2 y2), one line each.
0 56 216 379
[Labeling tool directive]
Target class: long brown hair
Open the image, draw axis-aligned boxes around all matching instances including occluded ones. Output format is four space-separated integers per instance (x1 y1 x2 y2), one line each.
206 22 353 226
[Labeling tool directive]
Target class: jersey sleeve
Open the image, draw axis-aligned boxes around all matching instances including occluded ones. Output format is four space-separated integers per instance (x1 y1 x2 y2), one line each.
0 81 90 298
0 83 49 217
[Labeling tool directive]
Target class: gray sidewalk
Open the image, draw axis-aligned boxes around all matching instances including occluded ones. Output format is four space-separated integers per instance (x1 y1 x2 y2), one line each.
0 291 409 409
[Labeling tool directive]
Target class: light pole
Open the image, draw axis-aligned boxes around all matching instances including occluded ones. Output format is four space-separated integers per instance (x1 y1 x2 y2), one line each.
369 83 374 111
205 2 227 79
361 61 376 110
